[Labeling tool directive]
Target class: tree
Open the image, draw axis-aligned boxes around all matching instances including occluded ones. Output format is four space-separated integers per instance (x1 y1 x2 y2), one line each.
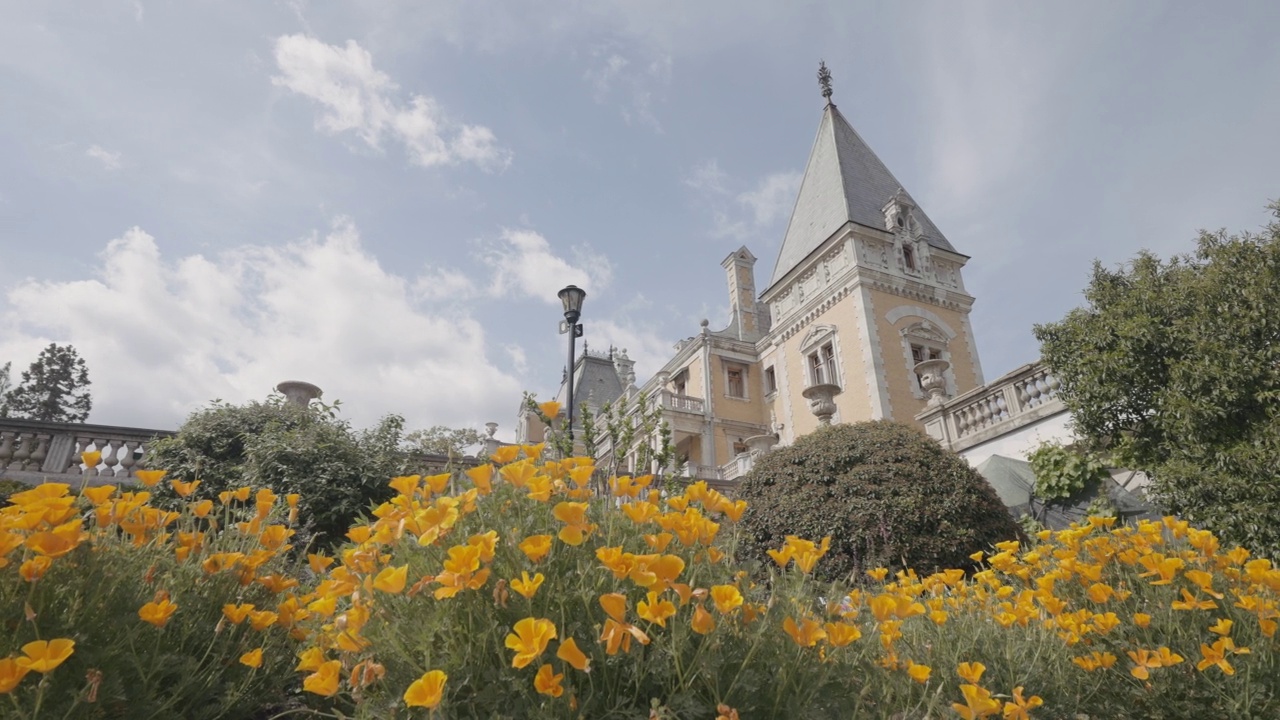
145 396 412 547
1034 202 1280 555
0 362 11 417
404 425 484 457
737 421 1022 582
4 344 92 423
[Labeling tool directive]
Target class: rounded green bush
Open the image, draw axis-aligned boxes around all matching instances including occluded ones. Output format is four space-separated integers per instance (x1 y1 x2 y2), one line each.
737 420 1022 582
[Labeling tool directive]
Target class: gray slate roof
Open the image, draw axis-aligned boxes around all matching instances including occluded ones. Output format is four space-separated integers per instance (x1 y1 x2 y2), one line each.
768 103 956 288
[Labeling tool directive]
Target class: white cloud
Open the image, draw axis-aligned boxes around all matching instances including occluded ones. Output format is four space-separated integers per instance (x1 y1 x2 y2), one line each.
413 266 478 302
584 45 671 131
86 145 122 170
685 162 800 242
272 34 511 170
480 228 613 304
737 171 802 227
0 222 522 431
503 344 529 375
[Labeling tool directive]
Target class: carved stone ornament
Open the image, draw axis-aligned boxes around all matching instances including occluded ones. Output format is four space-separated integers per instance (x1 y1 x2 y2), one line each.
801 382 842 425
744 433 778 461
913 358 951 406
902 322 949 345
276 380 322 407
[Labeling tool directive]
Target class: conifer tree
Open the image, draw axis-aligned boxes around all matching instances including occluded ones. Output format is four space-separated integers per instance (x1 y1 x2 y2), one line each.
4 344 93 423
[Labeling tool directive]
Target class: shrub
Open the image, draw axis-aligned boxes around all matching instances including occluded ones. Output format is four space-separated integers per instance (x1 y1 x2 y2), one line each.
145 397 411 547
0 476 303 718
737 420 1022 582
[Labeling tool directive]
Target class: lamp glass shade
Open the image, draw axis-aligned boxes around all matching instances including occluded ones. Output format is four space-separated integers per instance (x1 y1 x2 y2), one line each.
558 285 587 321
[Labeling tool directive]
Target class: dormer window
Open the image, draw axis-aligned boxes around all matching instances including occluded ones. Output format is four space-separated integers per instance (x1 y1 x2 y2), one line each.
903 245 916 272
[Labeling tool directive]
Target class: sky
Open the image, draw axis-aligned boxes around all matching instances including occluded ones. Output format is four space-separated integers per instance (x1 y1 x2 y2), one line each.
2 1 1278 436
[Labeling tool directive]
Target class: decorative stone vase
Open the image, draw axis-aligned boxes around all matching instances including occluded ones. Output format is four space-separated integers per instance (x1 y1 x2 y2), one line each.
913 359 951 406
276 380 322 408
801 383 842 425
744 433 778 459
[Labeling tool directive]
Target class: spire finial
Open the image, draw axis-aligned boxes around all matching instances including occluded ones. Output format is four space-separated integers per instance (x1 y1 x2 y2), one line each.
817 60 833 103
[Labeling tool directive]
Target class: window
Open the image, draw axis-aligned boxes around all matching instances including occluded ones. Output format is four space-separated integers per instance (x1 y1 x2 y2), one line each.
672 369 688 396
808 342 838 386
764 366 777 395
903 245 916 272
726 365 746 399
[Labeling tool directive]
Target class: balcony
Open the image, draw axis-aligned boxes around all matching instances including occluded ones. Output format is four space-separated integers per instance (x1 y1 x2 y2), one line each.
916 362 1066 454
660 391 705 414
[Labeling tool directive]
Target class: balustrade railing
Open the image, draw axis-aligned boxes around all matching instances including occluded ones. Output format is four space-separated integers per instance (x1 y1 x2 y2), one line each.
916 362 1065 452
661 391 705 414
0 419 175 483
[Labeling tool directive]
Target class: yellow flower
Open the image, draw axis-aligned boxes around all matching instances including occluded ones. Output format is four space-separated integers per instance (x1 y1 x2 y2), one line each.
223 603 255 624
0 657 30 693
81 450 102 468
710 585 743 614
307 553 335 574
191 499 214 518
957 661 985 684
538 400 562 418
404 669 447 708
505 617 557 669
303 660 343 696
1134 612 1151 628
556 637 591 672
1071 651 1117 672
534 663 564 697
170 479 200 497
16 639 75 673
465 464 494 494
519 535 553 563
295 647 326 672
1197 637 1241 675
512 572 545 600
691 604 715 635
373 565 409 594
637 591 677 627
491 445 521 464
1209 618 1234 636
1002 686 1044 720
20 556 52 582
824 622 861 647
782 616 826 647
906 661 931 683
239 648 263 669
248 610 278 631
951 683 1002 719
82 485 117 505
139 598 179 628
134 469 165 487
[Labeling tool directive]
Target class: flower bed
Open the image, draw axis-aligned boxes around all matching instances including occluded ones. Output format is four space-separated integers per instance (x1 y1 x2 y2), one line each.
2 447 1278 718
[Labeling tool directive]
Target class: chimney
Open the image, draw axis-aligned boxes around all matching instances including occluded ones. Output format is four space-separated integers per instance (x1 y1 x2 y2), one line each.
721 246 759 340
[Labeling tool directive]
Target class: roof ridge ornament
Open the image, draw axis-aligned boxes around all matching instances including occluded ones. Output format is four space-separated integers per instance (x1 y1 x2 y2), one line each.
817 60 834 104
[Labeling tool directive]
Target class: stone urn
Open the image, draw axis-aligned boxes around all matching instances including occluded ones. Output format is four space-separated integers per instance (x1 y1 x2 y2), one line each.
801 383 842 425
913 358 951 406
744 433 778 460
276 380 322 408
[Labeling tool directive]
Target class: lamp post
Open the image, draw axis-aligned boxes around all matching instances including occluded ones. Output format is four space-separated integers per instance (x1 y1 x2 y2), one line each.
557 285 586 446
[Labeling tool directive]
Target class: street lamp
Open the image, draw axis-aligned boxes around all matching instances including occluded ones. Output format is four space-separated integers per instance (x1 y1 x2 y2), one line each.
557 285 587 446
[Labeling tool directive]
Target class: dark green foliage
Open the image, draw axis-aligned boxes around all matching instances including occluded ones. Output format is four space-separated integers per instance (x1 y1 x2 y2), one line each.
1027 442 1110 502
737 420 1021 582
4 344 92 422
404 424 484 457
145 396 411 547
1034 202 1280 556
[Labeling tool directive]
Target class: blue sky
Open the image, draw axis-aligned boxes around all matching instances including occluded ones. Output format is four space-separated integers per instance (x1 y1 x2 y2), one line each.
2 1 1278 436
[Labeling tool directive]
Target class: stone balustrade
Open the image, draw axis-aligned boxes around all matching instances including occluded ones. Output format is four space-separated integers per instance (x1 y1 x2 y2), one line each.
916 362 1065 454
0 418 176 485
660 391 705 414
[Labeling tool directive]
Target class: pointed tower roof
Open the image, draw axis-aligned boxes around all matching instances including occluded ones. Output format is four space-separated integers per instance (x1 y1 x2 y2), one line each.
768 102 955 288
